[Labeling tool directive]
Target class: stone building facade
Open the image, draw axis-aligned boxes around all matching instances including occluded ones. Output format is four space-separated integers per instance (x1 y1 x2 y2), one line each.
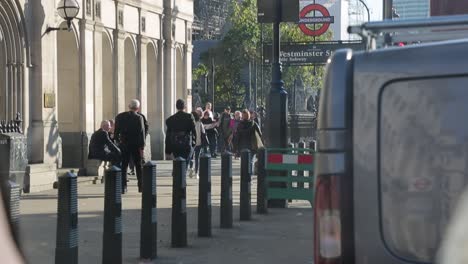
1 0 193 187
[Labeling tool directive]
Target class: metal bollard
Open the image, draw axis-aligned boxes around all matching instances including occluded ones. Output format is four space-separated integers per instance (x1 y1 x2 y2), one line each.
198 153 212 237
298 141 306 189
140 161 157 260
220 152 233 228
102 167 122 264
240 149 252 221
171 157 187 247
256 148 268 214
55 172 78 264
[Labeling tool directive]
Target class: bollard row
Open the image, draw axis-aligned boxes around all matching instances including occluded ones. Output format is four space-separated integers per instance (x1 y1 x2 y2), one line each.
198 154 212 237
140 161 158 260
220 152 233 228
55 172 78 264
172 158 187 248
240 149 252 221
102 166 122 264
256 148 268 214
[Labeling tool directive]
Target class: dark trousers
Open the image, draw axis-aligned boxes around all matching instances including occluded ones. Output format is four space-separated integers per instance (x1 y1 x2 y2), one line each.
207 133 217 156
121 146 143 191
174 146 193 170
189 145 202 173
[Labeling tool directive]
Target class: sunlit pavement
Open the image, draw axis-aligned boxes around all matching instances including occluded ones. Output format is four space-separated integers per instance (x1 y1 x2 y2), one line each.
19 159 313 264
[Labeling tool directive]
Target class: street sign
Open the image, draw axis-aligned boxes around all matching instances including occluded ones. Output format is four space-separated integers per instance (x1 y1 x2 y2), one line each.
257 0 300 23
263 42 364 65
298 3 334 36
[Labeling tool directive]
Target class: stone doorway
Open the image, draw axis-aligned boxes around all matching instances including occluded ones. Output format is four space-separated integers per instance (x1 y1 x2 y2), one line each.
57 26 81 168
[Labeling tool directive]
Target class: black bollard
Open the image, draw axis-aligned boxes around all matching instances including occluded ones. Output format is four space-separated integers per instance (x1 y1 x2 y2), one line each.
140 161 157 260
102 167 122 264
220 152 233 228
171 157 187 247
55 172 78 264
240 149 252 221
198 153 212 237
256 148 268 214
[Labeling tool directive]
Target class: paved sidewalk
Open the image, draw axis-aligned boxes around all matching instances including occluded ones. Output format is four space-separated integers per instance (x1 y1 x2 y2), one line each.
19 159 314 264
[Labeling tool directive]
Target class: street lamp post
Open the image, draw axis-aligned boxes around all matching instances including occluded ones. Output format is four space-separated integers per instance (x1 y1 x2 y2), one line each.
44 0 80 34
265 0 288 208
358 0 371 22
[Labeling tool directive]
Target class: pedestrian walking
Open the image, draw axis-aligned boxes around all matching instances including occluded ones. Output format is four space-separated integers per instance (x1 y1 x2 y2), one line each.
165 99 197 167
234 109 263 158
114 99 146 194
231 111 242 158
188 110 206 179
88 120 122 165
204 102 214 119
201 111 218 158
219 106 233 153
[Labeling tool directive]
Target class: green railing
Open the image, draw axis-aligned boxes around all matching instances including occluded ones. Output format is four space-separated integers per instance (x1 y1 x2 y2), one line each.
263 148 315 206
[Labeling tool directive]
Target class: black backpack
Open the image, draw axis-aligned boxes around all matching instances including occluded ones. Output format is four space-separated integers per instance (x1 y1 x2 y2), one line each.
170 131 190 151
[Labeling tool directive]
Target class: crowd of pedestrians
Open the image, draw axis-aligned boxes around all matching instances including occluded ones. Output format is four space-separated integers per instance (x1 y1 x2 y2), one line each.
87 98 263 194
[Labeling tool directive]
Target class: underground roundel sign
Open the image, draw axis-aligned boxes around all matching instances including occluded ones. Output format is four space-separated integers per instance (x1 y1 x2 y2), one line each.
299 4 334 37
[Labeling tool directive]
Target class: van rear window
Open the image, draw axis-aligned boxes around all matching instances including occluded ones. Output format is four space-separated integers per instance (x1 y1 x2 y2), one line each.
380 77 468 262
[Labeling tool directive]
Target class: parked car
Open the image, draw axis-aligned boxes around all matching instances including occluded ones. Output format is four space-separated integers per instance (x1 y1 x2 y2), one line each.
314 16 468 264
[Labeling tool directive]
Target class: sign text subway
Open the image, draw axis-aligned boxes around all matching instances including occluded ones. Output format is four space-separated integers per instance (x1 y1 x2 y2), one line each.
263 42 364 65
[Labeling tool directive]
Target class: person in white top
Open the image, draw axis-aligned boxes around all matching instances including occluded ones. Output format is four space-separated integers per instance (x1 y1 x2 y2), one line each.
188 109 206 179
204 102 214 119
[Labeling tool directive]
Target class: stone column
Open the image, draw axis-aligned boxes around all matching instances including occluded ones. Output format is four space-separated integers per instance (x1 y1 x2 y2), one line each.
137 35 152 161
28 0 60 165
113 30 126 114
94 23 105 130
114 3 126 113
80 19 96 169
163 1 176 118
138 36 149 116
185 44 193 112
154 39 165 159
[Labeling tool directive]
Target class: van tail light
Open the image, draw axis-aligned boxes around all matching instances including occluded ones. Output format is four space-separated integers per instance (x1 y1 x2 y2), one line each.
314 176 341 264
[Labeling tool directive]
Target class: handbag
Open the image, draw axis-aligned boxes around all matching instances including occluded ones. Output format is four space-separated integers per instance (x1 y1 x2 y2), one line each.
251 129 264 152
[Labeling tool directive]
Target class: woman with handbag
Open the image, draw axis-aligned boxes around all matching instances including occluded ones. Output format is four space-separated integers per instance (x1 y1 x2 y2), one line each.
234 109 263 158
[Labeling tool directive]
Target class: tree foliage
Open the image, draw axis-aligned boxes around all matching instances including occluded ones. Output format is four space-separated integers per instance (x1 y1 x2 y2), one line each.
193 0 330 110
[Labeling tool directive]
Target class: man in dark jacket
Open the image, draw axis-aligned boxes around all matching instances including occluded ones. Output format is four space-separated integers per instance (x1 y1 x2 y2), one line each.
165 99 196 166
88 120 121 164
114 99 146 194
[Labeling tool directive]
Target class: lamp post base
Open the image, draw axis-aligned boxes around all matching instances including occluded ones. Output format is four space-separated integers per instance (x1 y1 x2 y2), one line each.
265 89 288 209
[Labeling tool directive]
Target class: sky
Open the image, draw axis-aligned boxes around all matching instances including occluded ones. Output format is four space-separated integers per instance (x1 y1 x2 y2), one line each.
367 0 383 21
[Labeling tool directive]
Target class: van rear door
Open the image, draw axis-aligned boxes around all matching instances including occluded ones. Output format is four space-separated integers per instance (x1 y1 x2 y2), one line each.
353 39 468 263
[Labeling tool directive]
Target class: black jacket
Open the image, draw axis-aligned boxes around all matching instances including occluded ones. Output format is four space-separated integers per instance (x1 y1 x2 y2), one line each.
201 117 218 137
165 111 196 154
114 111 146 148
88 129 121 160
235 120 262 152
138 112 149 138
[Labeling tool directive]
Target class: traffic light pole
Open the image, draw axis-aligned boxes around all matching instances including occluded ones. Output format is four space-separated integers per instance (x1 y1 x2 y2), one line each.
383 0 393 19
265 0 288 208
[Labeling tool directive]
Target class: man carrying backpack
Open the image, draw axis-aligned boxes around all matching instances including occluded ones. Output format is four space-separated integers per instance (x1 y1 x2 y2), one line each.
165 99 197 168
